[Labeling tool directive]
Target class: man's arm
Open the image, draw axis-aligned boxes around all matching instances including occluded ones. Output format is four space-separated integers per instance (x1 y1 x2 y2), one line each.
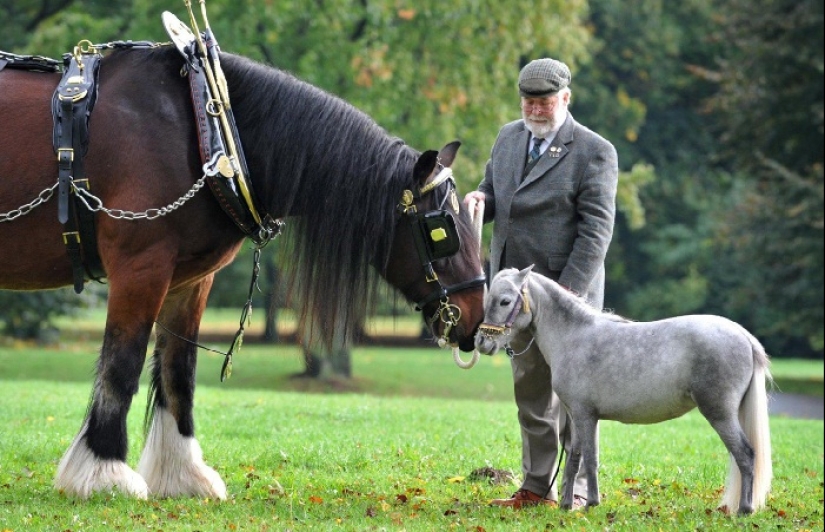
558 139 618 293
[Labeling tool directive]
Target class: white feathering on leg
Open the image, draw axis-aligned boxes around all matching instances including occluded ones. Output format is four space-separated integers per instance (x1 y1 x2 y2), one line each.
54 423 149 499
137 407 227 499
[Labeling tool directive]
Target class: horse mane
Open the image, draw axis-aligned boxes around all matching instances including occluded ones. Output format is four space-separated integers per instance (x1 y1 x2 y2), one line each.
113 45 421 343
190 48 418 341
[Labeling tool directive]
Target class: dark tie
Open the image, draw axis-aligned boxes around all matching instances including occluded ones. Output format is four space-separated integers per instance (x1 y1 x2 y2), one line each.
529 137 543 162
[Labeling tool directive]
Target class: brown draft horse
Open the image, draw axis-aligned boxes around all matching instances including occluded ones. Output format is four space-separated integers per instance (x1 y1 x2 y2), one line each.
0 44 485 498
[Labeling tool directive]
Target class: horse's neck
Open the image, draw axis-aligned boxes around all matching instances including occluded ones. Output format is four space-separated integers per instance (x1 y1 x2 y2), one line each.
528 274 590 349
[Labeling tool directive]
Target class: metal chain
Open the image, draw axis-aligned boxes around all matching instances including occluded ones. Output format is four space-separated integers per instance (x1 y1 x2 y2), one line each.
0 183 59 222
1 175 207 223
72 175 207 220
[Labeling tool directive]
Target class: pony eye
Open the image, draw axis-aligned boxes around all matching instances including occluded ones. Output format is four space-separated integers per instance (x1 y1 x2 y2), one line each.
499 298 511 307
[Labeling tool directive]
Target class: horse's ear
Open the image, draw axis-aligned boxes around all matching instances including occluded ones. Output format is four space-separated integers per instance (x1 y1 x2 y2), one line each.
517 265 534 284
413 150 439 184
437 141 461 168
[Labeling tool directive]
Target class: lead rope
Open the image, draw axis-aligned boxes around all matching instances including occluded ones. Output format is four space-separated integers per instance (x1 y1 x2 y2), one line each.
219 244 265 381
451 198 485 369
152 243 266 382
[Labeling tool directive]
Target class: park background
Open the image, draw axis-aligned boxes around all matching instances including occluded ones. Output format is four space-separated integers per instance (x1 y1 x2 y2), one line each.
0 2 823 531
1 0 822 366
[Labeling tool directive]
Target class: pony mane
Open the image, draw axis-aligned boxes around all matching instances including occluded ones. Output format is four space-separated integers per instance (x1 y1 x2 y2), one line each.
507 269 630 324
217 51 420 342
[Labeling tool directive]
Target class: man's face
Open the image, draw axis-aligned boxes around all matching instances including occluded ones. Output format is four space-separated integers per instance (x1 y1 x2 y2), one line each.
521 94 566 137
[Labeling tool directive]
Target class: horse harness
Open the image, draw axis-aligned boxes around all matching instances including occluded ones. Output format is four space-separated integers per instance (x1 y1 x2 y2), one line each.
162 11 280 245
52 42 106 293
1 25 281 294
397 165 486 346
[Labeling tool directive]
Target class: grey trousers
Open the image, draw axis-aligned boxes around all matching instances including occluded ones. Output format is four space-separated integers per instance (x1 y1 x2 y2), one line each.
509 326 596 501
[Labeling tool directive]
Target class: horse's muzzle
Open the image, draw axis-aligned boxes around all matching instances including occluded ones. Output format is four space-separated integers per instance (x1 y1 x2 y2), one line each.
473 331 499 356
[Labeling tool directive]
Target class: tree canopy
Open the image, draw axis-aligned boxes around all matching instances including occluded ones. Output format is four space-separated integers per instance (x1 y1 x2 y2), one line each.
2 0 822 357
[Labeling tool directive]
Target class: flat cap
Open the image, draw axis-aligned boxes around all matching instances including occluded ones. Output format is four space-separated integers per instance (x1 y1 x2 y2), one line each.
518 58 572 97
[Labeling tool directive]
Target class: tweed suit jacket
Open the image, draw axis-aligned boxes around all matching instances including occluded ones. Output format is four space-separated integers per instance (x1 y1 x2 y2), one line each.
478 112 618 302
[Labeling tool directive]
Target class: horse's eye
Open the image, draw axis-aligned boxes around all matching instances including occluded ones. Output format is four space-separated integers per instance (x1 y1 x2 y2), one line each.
499 298 511 307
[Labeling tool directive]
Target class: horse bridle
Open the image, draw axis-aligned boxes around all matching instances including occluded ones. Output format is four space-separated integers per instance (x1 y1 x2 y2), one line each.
397 164 486 347
477 279 533 358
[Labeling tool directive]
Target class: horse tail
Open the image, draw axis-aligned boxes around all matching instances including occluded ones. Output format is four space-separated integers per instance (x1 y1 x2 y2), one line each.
721 332 773 512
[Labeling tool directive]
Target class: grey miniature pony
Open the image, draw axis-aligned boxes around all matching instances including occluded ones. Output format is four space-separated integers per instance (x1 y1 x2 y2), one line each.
475 266 772 515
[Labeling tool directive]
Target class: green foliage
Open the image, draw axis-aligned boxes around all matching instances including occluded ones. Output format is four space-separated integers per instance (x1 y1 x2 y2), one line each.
0 286 103 341
616 163 656 230
704 0 825 355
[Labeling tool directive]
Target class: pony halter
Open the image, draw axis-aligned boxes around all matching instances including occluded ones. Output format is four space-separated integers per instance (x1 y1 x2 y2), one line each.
397 164 486 357
478 280 533 358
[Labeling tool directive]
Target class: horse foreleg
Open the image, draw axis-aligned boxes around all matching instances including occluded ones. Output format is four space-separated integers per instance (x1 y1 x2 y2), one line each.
55 313 154 498
137 277 227 499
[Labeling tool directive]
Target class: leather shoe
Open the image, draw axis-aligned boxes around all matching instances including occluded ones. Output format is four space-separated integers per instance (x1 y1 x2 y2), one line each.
490 489 558 509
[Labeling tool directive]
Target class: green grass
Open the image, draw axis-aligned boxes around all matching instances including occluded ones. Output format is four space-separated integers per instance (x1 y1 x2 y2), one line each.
0 316 823 530
0 380 822 531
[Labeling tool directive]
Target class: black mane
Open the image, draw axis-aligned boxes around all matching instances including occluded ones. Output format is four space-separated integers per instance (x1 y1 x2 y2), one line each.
164 47 420 340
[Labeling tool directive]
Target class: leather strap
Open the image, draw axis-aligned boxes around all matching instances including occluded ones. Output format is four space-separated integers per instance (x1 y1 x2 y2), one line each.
52 51 106 293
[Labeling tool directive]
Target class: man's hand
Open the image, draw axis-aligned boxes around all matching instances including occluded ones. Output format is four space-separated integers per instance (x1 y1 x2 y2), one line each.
463 190 486 207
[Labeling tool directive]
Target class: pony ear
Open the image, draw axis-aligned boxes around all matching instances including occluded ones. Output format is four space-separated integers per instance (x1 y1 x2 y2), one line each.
517 264 534 284
437 140 461 167
413 150 439 184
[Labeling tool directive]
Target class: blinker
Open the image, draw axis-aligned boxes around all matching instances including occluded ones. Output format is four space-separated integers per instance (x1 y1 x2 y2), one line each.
419 210 460 260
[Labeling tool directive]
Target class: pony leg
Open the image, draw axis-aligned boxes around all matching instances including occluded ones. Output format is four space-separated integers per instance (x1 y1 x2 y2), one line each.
704 413 754 515
708 365 772 515
559 409 584 510
55 298 155 498
137 277 227 499
562 413 599 510
577 417 600 509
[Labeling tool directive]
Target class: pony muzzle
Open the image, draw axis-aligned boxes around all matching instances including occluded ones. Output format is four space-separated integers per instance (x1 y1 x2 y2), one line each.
478 323 508 337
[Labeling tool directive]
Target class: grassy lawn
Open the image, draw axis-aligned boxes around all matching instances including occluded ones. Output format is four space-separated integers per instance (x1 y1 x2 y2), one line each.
0 380 822 531
0 311 822 530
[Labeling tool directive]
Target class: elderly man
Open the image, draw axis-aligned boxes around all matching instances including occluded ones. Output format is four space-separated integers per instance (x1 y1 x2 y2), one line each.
464 58 618 509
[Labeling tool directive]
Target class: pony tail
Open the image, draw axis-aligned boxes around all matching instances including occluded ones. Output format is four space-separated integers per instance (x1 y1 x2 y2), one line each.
744 364 773 509
720 339 773 512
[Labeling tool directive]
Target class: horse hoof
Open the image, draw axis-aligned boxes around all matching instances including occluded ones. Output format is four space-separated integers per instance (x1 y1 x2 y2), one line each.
55 432 149 499
138 408 228 499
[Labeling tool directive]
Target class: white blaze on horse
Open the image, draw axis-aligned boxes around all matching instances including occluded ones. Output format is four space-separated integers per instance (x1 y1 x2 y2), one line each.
475 266 772 515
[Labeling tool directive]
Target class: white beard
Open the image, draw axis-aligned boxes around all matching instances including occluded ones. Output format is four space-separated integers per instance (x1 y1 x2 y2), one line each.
523 106 567 138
